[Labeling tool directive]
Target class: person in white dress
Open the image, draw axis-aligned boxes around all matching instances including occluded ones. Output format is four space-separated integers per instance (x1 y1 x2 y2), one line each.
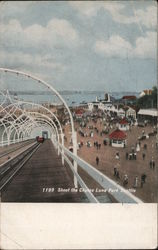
133 176 138 188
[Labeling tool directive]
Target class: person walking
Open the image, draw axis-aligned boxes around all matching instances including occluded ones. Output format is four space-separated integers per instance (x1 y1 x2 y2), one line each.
141 174 147 187
126 152 128 160
115 152 120 160
131 147 135 153
149 160 152 169
96 156 99 165
116 170 120 179
123 174 128 186
129 153 132 160
114 167 117 176
144 144 147 150
152 160 155 169
142 153 146 160
133 176 138 188
132 152 135 160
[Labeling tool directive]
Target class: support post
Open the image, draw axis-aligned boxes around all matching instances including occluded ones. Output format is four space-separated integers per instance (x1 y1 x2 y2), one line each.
57 144 60 156
72 131 78 188
7 131 10 146
61 133 64 165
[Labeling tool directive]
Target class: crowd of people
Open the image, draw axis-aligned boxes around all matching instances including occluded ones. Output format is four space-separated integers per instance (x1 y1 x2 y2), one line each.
112 166 147 189
72 109 157 196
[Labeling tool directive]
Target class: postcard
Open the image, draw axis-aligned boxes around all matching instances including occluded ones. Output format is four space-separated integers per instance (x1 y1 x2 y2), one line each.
0 1 157 249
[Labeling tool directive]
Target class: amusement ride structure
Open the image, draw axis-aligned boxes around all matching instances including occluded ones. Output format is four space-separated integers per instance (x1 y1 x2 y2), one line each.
0 68 143 203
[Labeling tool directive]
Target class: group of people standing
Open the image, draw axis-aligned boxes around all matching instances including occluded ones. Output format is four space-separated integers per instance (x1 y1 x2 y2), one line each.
113 167 147 189
149 158 155 169
94 141 101 149
126 152 137 160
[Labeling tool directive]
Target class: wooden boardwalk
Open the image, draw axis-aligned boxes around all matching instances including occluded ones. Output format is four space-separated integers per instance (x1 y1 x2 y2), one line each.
1 140 85 202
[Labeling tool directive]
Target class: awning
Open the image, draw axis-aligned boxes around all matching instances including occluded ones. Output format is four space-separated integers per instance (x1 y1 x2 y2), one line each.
138 109 158 117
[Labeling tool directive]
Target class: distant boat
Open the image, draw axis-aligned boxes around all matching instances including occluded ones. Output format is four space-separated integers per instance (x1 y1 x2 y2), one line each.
72 101 76 104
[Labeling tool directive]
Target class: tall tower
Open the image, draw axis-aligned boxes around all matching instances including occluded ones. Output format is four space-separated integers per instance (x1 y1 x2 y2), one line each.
104 93 110 102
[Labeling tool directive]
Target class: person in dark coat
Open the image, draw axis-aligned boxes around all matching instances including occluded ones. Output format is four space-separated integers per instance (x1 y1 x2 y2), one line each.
142 153 145 160
96 156 99 165
144 144 147 149
114 167 117 176
116 170 120 179
141 174 147 187
152 160 155 169
123 174 128 186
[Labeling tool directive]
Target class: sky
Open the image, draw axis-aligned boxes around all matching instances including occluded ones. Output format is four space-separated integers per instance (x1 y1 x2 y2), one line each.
0 1 157 92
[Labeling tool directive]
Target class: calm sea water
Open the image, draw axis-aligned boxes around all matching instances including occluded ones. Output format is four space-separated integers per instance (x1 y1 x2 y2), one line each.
0 91 139 107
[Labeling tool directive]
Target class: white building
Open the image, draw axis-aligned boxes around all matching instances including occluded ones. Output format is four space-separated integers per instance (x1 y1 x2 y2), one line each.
117 108 126 118
109 129 127 148
118 118 129 131
88 93 112 111
107 106 136 119
126 107 136 119
137 109 158 124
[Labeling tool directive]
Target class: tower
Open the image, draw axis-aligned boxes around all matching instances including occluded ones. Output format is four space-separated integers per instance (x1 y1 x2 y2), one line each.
104 93 110 102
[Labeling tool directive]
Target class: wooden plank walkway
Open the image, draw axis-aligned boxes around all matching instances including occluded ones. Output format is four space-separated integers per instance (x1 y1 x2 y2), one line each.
1 140 85 202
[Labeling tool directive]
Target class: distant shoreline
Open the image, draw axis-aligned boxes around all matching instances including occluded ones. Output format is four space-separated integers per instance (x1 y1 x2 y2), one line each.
2 90 140 96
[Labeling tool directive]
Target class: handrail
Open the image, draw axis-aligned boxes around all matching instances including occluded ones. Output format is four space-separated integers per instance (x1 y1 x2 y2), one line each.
61 151 99 203
56 141 143 204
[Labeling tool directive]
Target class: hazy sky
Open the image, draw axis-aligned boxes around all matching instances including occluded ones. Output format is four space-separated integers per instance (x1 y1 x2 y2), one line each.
0 1 157 91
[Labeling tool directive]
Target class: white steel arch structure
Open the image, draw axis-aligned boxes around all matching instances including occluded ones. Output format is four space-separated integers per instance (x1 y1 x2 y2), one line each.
1 100 63 141
27 112 60 145
0 68 78 187
0 90 18 143
1 108 59 147
0 69 144 203
0 95 65 164
0 89 13 107
0 98 65 163
1 110 60 160
0 106 23 145
0 98 33 145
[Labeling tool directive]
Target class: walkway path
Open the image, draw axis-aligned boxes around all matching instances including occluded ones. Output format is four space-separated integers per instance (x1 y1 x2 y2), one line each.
1 140 84 202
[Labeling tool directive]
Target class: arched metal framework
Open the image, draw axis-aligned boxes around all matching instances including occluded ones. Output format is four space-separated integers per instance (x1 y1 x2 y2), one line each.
0 68 78 187
0 69 143 203
0 92 64 163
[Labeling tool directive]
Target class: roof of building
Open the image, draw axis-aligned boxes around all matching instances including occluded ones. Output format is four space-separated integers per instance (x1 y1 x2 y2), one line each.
137 109 158 117
91 101 99 104
101 101 112 104
122 95 136 100
119 118 128 125
75 109 84 115
109 129 126 140
143 89 152 95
